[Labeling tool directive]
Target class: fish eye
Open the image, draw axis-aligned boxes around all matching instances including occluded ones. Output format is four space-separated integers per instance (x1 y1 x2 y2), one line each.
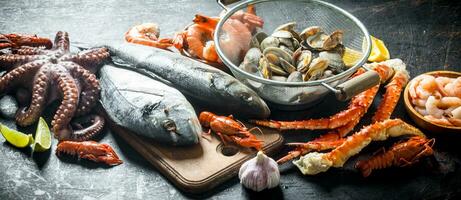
240 92 253 102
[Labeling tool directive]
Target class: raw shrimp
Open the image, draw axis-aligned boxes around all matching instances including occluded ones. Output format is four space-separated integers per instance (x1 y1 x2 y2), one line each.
425 96 444 118
408 74 432 99
412 98 427 107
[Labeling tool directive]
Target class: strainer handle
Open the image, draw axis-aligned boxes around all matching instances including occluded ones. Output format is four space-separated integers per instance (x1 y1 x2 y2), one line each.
217 0 241 11
322 69 380 101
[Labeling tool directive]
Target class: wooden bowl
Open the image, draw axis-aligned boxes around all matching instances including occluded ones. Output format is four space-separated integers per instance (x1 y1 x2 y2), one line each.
403 70 461 134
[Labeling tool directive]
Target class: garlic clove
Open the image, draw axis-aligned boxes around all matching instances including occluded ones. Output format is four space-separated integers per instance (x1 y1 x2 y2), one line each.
239 151 280 192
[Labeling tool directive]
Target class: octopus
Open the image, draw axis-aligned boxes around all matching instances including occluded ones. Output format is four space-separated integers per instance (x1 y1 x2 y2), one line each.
0 31 109 141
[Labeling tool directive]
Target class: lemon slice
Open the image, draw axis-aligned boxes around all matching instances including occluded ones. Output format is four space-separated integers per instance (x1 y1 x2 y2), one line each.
31 117 52 152
342 47 363 67
0 123 34 148
368 36 390 62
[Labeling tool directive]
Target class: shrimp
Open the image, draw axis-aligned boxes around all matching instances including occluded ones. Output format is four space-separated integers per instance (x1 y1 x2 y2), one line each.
125 23 173 49
424 115 453 126
412 98 427 107
414 106 428 116
444 78 461 98
416 75 438 99
451 106 461 119
183 20 220 63
439 97 461 109
435 76 453 96
425 96 444 118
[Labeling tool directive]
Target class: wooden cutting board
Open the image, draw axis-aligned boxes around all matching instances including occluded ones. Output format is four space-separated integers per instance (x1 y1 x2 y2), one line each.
99 108 284 194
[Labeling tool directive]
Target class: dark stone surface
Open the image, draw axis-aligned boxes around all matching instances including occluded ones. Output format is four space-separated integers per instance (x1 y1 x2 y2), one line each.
1 0 461 199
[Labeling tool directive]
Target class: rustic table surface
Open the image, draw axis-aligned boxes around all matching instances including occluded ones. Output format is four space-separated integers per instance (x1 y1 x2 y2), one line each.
0 0 460 199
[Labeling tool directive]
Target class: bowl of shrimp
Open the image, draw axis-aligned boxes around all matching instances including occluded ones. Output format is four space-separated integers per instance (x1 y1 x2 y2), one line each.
404 70 461 134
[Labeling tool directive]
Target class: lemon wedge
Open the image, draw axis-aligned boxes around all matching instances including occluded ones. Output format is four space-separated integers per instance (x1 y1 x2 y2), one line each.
342 47 363 67
368 36 390 62
0 123 34 148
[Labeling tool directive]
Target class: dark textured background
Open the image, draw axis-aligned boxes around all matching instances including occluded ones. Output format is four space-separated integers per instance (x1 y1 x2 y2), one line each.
1 0 461 199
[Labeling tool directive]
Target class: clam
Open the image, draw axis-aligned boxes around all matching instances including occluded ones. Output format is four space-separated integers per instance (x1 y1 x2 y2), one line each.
269 63 288 76
305 31 328 50
271 76 287 82
263 47 293 65
321 70 334 79
280 45 294 55
295 50 313 73
279 38 295 51
239 62 261 76
287 71 303 82
280 58 296 73
319 51 345 73
304 57 328 81
275 22 296 32
260 36 280 51
300 26 321 40
322 30 343 50
275 22 302 42
259 57 272 79
244 48 262 65
271 30 293 39
250 32 268 49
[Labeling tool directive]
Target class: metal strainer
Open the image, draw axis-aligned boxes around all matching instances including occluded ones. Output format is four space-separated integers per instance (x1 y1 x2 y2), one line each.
214 0 379 110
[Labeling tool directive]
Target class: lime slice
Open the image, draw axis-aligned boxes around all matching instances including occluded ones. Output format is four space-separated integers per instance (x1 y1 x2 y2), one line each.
368 35 390 62
0 123 34 148
31 117 52 152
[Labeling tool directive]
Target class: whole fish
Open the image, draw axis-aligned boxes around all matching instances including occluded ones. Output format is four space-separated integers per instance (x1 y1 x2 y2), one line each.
99 64 201 146
103 43 270 119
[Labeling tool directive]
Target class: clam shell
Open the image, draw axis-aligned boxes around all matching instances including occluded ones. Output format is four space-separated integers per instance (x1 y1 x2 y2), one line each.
279 45 294 55
263 47 293 64
280 58 296 73
295 50 313 73
304 57 328 81
250 32 268 49
279 38 294 51
271 76 287 82
300 26 321 40
322 30 343 50
287 71 303 82
244 47 262 65
319 51 345 73
275 22 296 32
259 57 272 79
269 63 288 76
272 30 293 39
260 36 280 51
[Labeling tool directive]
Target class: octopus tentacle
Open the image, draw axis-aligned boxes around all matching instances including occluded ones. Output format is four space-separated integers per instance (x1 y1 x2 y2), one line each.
59 48 109 73
51 66 79 140
0 60 46 92
15 64 51 126
0 54 46 70
69 115 105 141
63 62 100 116
54 31 70 52
14 46 49 55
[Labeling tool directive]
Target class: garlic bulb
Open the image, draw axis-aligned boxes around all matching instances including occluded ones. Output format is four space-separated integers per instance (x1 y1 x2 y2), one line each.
238 151 280 192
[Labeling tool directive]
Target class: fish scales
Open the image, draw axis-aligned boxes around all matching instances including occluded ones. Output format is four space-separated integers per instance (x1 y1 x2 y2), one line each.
99 64 201 146
104 43 270 119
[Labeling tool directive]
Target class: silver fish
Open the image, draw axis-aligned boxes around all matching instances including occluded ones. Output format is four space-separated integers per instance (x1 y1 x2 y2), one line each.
99 64 201 146
103 43 270 119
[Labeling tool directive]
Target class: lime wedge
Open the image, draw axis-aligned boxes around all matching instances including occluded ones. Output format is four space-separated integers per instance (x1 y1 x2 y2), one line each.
31 117 52 152
0 123 34 148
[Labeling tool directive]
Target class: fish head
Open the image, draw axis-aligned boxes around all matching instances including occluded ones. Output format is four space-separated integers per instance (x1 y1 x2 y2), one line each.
225 80 271 119
142 104 202 146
